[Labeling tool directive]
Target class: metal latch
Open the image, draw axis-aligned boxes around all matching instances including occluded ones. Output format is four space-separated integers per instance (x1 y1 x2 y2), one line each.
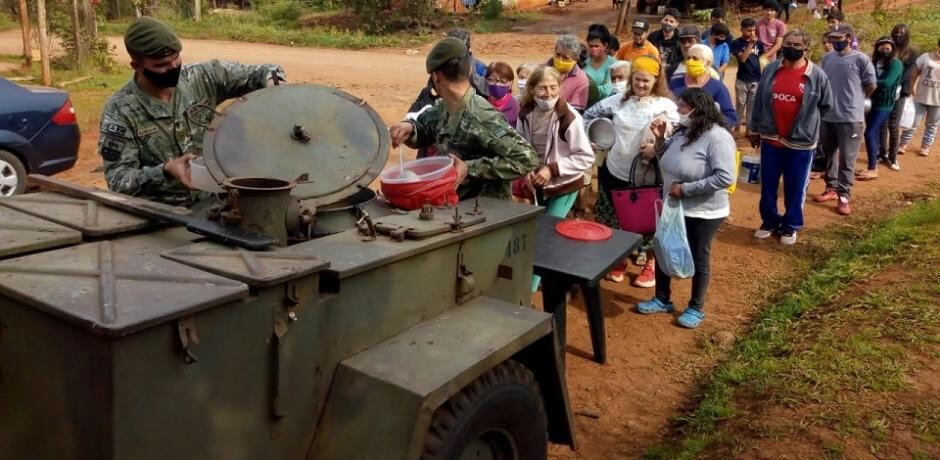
456 249 476 304
272 281 302 421
176 316 200 364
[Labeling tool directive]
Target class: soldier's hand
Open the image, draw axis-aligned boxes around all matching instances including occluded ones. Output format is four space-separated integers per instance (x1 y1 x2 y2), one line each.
389 122 414 148
450 154 468 187
163 153 196 189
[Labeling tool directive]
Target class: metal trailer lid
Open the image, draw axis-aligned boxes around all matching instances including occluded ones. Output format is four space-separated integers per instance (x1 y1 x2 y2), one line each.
201 84 390 206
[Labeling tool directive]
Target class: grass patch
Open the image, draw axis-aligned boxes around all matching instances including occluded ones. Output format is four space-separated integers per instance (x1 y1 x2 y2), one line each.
469 10 541 34
99 12 434 50
0 13 16 32
644 193 940 459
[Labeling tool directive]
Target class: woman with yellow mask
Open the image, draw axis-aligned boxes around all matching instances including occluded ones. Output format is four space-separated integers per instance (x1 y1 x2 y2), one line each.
547 34 590 111
668 44 738 127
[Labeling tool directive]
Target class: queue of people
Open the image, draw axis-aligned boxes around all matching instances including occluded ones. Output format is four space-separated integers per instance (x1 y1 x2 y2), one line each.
101 13 939 332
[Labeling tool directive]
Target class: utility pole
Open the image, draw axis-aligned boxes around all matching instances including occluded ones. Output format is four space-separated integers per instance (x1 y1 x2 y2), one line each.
36 0 52 85
17 0 31 69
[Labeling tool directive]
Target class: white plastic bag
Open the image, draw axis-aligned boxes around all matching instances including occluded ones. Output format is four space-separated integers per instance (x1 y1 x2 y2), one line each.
899 98 916 129
813 10 822 19
652 197 695 279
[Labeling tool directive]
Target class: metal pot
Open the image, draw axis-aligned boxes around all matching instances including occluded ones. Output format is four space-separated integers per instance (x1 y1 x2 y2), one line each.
307 187 385 236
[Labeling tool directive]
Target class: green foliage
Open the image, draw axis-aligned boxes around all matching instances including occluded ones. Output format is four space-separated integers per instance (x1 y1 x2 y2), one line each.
481 0 502 20
258 0 302 24
43 4 115 71
345 0 438 34
100 12 432 49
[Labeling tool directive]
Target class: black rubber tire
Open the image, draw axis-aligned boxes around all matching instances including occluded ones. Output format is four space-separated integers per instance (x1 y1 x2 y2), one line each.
0 149 27 196
421 360 548 460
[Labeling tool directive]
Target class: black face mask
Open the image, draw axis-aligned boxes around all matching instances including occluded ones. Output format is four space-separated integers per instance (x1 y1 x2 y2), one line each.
142 65 182 88
781 46 804 62
876 50 893 60
892 35 908 47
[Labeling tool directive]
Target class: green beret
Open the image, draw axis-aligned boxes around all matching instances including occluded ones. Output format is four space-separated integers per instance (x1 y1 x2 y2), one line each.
124 17 182 58
426 37 467 73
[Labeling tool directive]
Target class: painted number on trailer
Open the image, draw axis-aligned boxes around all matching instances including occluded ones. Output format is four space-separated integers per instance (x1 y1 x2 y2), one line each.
504 234 527 258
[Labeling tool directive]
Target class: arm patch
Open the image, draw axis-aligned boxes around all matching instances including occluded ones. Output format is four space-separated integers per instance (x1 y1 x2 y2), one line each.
100 135 126 162
105 123 127 136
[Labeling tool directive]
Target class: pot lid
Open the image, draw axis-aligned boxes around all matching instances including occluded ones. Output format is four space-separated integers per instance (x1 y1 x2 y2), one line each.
202 84 389 205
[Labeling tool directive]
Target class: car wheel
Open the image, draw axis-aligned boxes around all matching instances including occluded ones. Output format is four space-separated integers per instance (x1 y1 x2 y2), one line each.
421 360 547 460
0 150 27 197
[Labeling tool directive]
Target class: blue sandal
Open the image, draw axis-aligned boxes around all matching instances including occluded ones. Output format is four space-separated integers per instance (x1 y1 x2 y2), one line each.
677 308 705 329
637 297 675 314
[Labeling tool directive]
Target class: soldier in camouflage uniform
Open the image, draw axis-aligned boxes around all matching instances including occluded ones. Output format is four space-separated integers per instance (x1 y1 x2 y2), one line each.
389 37 537 200
98 17 285 206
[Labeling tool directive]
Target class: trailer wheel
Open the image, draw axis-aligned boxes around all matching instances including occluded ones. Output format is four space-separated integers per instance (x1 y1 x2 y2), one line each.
421 360 547 460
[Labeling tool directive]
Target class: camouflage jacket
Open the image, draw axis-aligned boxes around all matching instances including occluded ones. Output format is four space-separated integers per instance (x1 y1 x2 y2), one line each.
405 88 538 199
98 60 285 205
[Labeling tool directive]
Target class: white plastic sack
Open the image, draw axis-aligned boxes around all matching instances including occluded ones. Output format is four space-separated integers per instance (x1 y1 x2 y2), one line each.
899 98 916 129
813 10 822 19
652 197 695 279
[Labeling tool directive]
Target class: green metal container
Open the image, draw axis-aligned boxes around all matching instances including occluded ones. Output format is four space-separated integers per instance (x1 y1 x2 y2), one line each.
0 85 574 460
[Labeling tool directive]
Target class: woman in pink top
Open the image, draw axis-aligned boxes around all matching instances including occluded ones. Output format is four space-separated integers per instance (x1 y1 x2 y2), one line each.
756 0 786 60
547 35 590 111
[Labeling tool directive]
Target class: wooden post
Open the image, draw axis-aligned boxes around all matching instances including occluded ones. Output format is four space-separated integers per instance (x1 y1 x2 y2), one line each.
71 0 84 66
614 0 631 36
36 0 52 86
194 0 201 21
17 0 32 68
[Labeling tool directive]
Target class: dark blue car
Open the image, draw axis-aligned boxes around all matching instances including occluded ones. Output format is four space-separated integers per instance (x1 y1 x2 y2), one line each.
0 76 80 196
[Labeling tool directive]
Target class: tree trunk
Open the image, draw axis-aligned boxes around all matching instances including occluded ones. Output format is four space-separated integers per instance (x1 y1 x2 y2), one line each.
36 0 52 86
614 0 630 36
194 0 201 21
71 0 84 66
17 0 31 69
82 0 98 39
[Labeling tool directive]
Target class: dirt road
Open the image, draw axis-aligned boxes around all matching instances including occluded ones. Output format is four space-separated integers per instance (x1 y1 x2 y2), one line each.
2 2 938 458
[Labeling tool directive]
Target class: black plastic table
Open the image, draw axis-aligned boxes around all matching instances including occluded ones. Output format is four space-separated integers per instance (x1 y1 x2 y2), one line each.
533 215 642 364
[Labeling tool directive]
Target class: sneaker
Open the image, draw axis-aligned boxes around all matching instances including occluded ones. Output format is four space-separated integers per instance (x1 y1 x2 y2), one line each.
633 259 656 288
754 225 776 239
889 162 901 171
780 230 797 245
898 143 908 155
809 171 824 180
918 145 931 157
605 263 627 283
855 170 878 181
837 196 852 215
814 188 838 202
635 250 647 266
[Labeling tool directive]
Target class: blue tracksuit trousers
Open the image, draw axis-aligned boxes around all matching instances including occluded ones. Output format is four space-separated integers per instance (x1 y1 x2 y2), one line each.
759 142 814 233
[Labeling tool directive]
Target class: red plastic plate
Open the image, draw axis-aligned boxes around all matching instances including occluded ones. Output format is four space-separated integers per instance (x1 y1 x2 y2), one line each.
555 220 613 242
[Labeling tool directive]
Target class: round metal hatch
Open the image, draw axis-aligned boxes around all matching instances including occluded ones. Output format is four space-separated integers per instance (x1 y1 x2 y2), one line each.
202 84 389 206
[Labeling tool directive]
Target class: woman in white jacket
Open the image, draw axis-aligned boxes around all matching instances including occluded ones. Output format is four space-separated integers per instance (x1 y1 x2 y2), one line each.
583 56 679 286
515 66 595 292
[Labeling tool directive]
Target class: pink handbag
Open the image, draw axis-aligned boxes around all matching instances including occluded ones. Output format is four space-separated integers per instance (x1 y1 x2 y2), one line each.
610 155 662 235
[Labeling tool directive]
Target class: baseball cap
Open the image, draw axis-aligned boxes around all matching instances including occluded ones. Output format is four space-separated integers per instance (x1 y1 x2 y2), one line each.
632 19 650 32
678 25 702 38
827 24 855 38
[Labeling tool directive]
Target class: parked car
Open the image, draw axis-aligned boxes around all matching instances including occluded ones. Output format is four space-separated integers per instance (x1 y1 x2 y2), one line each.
0 76 80 196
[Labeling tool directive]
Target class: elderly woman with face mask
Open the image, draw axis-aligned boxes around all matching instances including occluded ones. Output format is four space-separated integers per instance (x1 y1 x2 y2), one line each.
548 35 591 111
516 66 595 291
668 44 738 127
609 60 631 94
584 56 679 286
485 62 519 127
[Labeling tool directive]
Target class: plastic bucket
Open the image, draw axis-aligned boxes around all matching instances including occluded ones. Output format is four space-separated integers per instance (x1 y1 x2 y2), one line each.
740 155 761 184
380 156 454 184
380 157 459 210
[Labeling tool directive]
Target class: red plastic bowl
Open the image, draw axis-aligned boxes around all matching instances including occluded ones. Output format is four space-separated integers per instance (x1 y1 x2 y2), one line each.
381 165 459 210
